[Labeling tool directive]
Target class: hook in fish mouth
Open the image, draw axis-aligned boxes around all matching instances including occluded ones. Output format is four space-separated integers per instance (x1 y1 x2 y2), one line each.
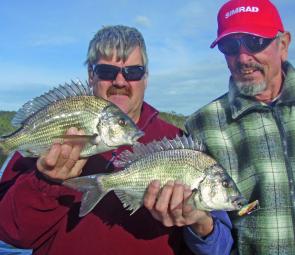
231 196 248 209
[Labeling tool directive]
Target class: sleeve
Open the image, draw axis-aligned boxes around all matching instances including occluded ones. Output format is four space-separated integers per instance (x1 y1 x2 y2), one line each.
0 156 79 249
183 211 233 255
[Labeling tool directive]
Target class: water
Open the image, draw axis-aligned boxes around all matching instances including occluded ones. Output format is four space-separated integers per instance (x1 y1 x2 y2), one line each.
0 162 32 255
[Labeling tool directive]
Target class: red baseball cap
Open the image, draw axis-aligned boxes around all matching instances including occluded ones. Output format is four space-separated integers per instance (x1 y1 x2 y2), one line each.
210 0 284 48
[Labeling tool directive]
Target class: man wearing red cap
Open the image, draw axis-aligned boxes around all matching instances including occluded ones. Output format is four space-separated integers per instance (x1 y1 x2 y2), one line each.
185 0 294 254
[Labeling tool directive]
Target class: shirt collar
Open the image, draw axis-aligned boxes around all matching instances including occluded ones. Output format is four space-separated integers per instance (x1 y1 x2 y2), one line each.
137 102 159 130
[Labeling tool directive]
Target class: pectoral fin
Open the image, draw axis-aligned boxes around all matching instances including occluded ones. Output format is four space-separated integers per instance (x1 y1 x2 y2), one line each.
54 134 99 145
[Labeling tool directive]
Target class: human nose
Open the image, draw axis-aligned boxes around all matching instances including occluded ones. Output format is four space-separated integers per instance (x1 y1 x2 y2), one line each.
113 71 128 86
236 45 254 62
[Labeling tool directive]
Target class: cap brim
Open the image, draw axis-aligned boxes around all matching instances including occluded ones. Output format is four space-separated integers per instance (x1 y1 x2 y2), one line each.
210 26 281 48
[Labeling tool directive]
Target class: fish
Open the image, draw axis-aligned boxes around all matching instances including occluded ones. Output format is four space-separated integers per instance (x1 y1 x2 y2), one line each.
64 135 247 217
0 81 144 158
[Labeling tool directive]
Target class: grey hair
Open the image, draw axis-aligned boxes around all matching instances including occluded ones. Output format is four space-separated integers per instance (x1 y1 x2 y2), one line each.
85 25 148 67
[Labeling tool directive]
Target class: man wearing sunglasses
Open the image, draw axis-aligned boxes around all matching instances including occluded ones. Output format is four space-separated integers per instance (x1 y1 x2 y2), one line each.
185 0 295 254
0 25 209 255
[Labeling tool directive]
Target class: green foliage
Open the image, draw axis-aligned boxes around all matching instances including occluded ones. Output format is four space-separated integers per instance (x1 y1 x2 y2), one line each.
0 111 16 167
159 111 187 131
0 111 16 135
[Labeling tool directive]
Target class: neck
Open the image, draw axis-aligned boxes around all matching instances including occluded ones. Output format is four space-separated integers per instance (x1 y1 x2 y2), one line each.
132 114 140 124
255 87 282 103
129 108 142 124
255 72 285 103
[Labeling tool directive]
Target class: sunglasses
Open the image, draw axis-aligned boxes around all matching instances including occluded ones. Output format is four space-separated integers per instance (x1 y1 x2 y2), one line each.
218 35 277 56
93 64 146 81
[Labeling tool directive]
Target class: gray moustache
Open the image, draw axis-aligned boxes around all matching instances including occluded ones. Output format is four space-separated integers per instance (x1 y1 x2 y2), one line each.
237 63 264 73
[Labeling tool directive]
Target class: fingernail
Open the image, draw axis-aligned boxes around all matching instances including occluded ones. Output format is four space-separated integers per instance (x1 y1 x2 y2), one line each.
151 180 160 187
184 184 191 190
78 130 85 135
68 127 78 134
166 180 174 186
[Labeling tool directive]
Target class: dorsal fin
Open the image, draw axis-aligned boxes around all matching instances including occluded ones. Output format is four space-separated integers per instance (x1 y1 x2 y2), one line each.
11 80 93 127
114 135 205 168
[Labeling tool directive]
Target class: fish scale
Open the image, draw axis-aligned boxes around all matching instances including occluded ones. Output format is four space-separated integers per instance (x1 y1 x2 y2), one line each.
109 150 212 192
11 97 102 152
0 81 143 157
64 135 247 217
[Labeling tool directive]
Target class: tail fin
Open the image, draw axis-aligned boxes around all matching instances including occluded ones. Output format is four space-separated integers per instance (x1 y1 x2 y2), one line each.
63 174 107 217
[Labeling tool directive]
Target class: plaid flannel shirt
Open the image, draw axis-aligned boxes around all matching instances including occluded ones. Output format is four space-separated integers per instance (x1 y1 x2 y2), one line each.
186 61 295 255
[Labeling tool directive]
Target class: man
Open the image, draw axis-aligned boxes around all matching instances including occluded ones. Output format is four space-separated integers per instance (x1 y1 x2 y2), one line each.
185 0 295 254
0 25 197 255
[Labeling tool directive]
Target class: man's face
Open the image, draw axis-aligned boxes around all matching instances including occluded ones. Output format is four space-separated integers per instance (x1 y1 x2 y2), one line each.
89 46 147 123
223 33 290 102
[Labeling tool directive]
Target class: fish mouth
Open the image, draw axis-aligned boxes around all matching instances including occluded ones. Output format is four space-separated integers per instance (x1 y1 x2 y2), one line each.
231 196 248 210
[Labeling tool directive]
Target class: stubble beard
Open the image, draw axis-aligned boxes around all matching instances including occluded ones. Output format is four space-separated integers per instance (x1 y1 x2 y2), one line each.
235 80 267 97
234 62 267 96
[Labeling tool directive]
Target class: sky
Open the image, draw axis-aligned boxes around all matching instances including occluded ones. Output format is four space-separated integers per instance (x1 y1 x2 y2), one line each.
1 0 295 116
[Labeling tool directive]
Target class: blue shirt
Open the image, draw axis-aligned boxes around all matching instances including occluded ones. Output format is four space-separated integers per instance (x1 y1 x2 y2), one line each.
184 211 233 255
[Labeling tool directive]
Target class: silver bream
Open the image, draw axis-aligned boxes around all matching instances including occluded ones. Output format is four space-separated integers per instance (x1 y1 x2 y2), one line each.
0 81 143 157
64 135 247 217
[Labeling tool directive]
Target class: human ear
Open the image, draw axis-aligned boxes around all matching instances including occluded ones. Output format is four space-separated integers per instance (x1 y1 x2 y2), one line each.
279 32 291 62
88 65 95 87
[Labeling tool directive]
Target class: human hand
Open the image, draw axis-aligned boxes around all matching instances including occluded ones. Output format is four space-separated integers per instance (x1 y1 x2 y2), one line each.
143 180 214 237
36 127 87 181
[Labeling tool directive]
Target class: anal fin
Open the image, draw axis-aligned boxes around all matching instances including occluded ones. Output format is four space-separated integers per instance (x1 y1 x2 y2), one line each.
114 190 143 215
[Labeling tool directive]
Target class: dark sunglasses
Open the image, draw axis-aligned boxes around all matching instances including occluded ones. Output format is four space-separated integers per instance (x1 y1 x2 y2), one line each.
218 34 278 56
93 64 146 81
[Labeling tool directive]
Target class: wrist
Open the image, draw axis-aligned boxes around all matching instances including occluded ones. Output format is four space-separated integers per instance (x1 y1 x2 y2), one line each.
189 214 214 238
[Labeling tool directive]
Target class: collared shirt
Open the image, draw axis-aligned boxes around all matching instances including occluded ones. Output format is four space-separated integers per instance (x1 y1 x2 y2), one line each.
186 61 295 254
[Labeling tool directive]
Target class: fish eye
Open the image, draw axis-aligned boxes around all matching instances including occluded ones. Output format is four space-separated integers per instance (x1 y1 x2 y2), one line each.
118 118 127 126
222 181 229 188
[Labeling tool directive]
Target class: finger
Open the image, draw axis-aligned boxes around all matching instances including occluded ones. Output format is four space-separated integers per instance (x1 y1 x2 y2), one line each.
68 129 86 161
56 143 73 169
170 181 185 210
169 181 186 226
67 158 87 178
183 184 192 200
154 180 174 213
45 143 62 167
37 143 61 171
63 129 87 178
59 127 85 169
182 203 194 217
64 127 79 139
144 180 161 210
58 127 79 165
62 144 81 170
